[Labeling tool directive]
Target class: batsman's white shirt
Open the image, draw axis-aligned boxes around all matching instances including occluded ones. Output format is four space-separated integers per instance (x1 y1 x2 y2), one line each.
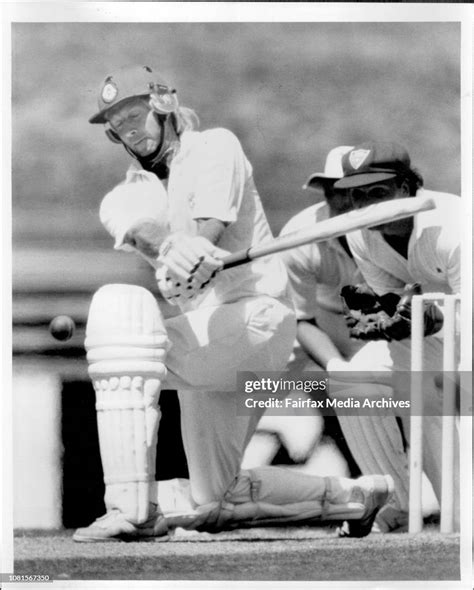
347 190 461 296
100 127 289 312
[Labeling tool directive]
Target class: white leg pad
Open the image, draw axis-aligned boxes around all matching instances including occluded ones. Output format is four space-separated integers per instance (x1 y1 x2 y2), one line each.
86 284 169 524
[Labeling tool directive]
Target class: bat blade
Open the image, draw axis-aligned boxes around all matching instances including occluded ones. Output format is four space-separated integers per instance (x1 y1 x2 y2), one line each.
222 196 435 269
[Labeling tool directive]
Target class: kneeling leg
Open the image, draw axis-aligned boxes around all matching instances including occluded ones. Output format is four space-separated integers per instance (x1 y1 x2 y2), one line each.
172 391 393 537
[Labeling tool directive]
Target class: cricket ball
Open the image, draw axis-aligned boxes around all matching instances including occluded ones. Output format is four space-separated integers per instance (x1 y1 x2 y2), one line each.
49 315 76 341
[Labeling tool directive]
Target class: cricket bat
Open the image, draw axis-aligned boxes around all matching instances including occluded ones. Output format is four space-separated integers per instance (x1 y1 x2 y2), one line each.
222 196 435 270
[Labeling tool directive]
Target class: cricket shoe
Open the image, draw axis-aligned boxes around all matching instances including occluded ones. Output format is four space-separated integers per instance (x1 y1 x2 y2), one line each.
337 475 394 538
373 505 409 533
73 504 169 542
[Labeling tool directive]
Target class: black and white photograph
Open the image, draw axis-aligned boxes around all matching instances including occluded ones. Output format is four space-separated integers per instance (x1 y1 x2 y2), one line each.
1 2 472 587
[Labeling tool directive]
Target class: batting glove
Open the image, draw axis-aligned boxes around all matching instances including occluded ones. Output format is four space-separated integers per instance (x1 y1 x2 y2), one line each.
155 234 226 304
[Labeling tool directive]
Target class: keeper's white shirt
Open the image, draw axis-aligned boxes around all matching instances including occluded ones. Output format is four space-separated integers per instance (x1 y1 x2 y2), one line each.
100 127 289 311
279 202 363 319
347 190 461 296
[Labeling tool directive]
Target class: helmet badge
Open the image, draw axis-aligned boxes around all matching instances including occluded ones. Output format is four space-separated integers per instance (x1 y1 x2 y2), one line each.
102 82 118 104
349 149 371 170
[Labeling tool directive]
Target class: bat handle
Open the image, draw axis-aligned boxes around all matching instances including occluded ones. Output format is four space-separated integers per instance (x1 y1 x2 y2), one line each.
222 248 252 269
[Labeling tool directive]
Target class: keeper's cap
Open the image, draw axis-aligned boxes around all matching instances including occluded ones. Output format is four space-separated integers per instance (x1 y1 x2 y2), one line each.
89 65 177 124
334 141 411 189
303 146 354 190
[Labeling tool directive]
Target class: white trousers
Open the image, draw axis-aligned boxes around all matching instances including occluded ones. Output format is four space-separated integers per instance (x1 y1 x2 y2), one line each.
164 295 296 504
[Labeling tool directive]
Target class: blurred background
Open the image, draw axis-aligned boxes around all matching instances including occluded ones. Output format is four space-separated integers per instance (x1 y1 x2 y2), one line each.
11 22 461 529
13 22 461 246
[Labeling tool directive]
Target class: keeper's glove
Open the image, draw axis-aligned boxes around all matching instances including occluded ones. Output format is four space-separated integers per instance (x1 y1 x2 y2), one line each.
341 283 443 341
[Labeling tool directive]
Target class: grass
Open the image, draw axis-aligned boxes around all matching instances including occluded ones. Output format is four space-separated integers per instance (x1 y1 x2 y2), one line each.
14 527 460 582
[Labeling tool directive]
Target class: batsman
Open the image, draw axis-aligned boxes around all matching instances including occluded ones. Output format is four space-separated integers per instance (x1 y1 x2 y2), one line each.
74 65 393 542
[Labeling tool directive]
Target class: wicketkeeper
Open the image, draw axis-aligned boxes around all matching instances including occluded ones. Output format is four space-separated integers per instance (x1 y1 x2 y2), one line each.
74 66 393 542
333 141 461 530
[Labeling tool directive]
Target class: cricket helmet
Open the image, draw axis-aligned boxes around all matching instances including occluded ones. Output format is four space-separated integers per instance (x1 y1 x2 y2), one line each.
89 65 178 124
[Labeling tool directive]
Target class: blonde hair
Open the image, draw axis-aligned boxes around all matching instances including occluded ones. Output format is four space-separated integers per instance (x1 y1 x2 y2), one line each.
153 107 198 165
173 106 200 134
